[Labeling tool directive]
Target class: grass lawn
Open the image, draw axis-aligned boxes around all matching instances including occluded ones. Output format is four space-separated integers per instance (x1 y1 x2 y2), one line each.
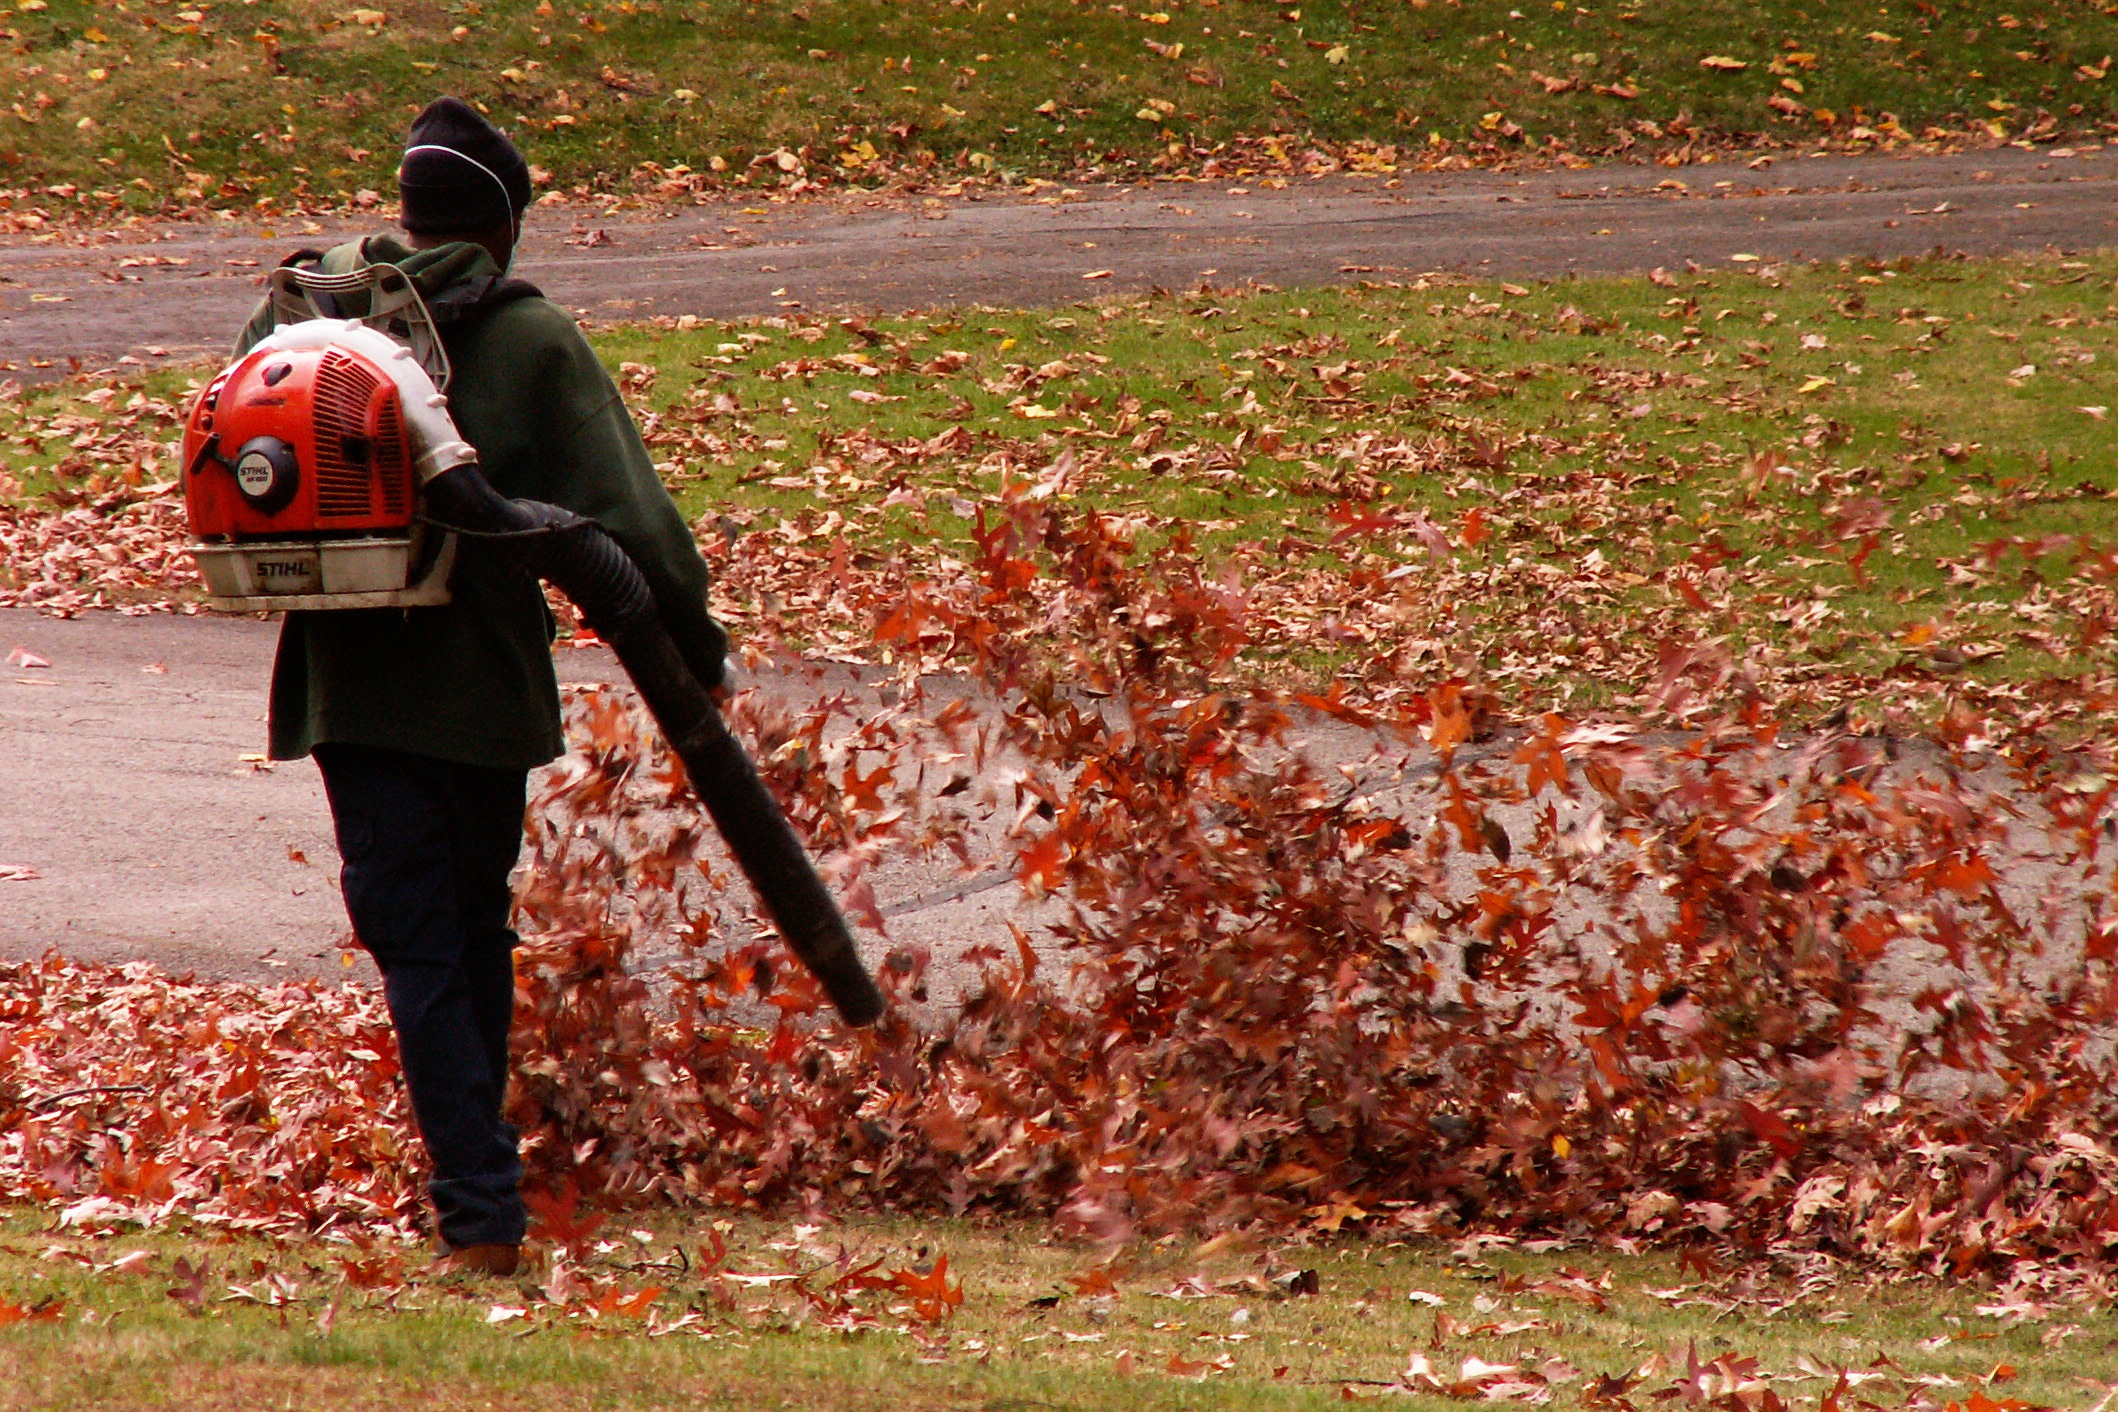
1 0 2115 219
3 1205 2113 1411
5 247 2114 720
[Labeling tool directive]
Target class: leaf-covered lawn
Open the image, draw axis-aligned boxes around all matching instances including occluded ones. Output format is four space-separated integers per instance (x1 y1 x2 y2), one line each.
605 245 2118 724
1 0 2114 222
2 1206 2111 1412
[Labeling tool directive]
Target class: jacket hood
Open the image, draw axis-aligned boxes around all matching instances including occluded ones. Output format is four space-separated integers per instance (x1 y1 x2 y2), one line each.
306 235 503 315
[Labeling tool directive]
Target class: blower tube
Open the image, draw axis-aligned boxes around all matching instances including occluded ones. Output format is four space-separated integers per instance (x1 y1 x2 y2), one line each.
422 464 886 1028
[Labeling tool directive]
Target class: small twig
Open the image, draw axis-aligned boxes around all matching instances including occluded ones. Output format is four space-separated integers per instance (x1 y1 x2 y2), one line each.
25 1084 152 1111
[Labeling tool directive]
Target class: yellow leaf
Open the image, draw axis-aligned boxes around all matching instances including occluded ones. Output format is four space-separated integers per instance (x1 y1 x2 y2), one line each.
1798 375 1835 394
15 0 48 11
344 8 387 25
1325 44 1349 64
1134 107 1162 121
1143 9 1171 21
1034 99 1059 115
83 24 107 41
1865 30 1898 42
1699 54 1747 72
1552 1134 1572 1158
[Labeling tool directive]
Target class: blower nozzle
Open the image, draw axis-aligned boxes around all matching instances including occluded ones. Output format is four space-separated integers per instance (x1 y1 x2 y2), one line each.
422 465 886 1028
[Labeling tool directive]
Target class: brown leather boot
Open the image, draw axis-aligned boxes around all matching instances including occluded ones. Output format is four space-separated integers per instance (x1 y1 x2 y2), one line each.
436 1243 520 1277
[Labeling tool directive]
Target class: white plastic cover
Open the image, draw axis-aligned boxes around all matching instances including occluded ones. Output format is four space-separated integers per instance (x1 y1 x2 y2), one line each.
246 319 478 483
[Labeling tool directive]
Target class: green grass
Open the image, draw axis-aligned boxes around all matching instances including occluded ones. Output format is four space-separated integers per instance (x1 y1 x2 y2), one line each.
2 0 2115 219
3 1205 2114 1411
6 250 2114 715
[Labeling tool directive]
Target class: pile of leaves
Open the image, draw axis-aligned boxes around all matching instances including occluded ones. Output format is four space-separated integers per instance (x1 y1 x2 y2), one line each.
0 961 421 1236
490 483 2118 1281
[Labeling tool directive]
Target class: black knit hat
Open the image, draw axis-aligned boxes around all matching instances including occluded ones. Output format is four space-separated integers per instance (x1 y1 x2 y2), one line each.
398 96 532 235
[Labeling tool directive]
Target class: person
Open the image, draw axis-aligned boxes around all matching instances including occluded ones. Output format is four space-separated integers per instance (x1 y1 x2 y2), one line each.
233 97 728 1276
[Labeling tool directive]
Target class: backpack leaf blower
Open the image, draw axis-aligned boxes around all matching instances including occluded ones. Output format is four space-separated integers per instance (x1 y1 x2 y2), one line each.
181 263 885 1027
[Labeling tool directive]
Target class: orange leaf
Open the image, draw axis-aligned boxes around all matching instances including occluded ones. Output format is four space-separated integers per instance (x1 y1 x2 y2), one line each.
612 1285 664 1317
1015 832 1070 896
1937 855 1997 897
1070 1268 1119 1297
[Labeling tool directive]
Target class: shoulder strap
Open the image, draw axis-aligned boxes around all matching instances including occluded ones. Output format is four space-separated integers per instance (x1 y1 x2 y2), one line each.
266 260 453 390
273 248 339 316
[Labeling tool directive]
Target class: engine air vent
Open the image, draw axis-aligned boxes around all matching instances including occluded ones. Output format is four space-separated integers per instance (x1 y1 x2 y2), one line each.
312 350 383 520
372 398 410 517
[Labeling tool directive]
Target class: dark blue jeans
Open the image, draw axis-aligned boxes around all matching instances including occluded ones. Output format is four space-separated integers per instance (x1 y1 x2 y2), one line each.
314 742 528 1250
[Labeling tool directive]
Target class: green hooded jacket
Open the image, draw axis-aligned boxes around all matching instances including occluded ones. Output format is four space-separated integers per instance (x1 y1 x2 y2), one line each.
236 234 726 772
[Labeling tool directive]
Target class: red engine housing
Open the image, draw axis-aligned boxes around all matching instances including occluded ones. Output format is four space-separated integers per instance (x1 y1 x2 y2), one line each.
182 343 417 541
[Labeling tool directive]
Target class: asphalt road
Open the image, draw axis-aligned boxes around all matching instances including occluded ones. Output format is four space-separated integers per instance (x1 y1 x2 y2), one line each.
0 606 1064 991
0 145 2110 371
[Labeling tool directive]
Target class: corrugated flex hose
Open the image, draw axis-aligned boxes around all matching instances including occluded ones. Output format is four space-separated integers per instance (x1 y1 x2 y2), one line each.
422 465 886 1027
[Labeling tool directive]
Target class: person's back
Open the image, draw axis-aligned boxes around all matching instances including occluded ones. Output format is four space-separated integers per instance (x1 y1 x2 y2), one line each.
241 232 724 771
239 97 726 1275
